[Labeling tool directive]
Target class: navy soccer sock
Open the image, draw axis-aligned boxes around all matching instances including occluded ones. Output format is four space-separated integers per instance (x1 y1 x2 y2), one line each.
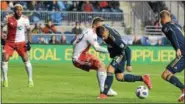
123 74 143 82
167 75 184 90
103 72 114 95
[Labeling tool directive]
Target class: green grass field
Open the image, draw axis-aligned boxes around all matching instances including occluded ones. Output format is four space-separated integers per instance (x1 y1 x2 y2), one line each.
2 62 184 103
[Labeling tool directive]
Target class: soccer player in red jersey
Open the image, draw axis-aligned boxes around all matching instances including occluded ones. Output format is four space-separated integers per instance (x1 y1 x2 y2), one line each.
1 4 33 87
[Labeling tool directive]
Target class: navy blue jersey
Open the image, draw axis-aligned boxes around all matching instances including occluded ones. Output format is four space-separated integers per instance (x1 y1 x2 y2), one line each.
103 25 127 58
162 22 185 55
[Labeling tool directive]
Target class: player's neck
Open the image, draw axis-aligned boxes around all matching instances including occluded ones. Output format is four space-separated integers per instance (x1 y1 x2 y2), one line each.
14 14 21 20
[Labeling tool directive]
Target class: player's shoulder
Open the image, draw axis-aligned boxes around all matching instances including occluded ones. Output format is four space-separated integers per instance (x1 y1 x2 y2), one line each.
175 23 182 29
22 15 29 19
162 23 172 33
21 15 29 21
84 28 97 39
83 28 94 36
84 28 93 33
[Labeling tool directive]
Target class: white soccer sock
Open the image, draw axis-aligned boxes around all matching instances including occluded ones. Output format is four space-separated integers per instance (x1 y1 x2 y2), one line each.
24 61 33 81
2 62 8 81
97 70 107 92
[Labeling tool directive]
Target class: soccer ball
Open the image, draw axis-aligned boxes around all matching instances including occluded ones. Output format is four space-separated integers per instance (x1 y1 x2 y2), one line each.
135 86 149 99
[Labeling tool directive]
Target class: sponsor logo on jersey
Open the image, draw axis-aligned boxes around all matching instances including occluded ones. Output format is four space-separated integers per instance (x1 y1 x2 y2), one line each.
17 26 23 30
174 67 177 70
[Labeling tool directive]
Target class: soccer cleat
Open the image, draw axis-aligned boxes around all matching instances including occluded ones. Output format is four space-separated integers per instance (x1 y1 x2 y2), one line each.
2 80 8 87
143 74 152 90
107 88 118 96
28 80 34 87
97 93 108 99
178 93 184 102
178 89 185 102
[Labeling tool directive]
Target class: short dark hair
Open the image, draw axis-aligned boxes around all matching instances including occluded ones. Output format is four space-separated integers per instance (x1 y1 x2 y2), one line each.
160 10 171 18
96 26 105 38
92 17 104 25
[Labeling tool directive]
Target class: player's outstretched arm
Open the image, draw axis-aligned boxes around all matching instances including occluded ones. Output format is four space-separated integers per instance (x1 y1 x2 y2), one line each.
87 35 108 53
92 42 108 53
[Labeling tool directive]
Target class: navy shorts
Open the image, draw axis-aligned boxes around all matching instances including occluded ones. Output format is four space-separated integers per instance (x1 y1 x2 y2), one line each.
110 54 126 74
167 56 185 74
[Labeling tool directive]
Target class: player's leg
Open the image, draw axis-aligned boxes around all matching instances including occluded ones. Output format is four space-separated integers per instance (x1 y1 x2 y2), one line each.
94 60 107 93
114 56 146 84
161 56 185 102
2 54 10 87
86 54 117 96
98 64 115 99
97 66 110 94
73 53 107 92
125 47 132 72
115 72 152 90
99 55 127 98
98 55 126 99
1 42 14 87
103 54 151 91
73 53 117 96
115 73 143 82
16 42 33 87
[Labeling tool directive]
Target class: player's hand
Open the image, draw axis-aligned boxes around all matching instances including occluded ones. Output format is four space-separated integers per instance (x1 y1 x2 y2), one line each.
176 49 182 58
26 42 31 51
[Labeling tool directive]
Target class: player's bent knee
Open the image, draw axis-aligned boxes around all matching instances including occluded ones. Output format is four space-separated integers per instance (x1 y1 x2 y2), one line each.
161 70 168 80
161 69 173 80
161 72 166 80
116 73 124 81
3 54 10 62
107 65 115 73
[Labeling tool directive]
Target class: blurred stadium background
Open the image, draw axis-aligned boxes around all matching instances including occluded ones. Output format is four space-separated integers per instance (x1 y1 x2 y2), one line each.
1 1 184 45
1 1 185 103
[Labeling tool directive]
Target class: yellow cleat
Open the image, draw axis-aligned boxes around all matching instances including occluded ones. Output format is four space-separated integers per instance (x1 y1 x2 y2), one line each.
28 80 34 87
2 80 8 87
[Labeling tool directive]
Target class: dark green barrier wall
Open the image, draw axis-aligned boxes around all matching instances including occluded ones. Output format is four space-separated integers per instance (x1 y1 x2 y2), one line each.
8 45 175 63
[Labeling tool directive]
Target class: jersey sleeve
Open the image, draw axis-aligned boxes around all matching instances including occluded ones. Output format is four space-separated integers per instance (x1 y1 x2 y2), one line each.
162 25 180 50
86 34 98 45
86 33 108 53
